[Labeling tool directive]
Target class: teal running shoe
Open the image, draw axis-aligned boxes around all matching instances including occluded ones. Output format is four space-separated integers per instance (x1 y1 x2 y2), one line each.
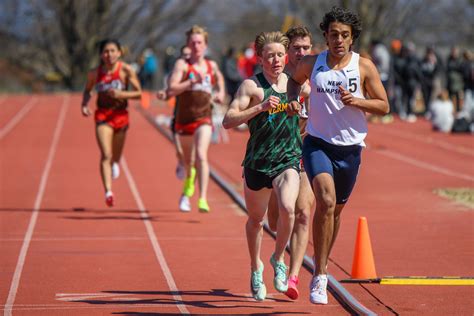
250 263 266 301
270 253 288 292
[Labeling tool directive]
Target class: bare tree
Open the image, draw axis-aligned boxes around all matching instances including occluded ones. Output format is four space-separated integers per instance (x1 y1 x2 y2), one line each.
288 0 473 51
0 0 203 90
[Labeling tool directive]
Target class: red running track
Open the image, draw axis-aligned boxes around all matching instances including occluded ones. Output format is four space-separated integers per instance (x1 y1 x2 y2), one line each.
1 93 473 315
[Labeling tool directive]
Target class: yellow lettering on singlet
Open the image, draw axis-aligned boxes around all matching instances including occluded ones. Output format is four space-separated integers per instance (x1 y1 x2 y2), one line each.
268 102 288 115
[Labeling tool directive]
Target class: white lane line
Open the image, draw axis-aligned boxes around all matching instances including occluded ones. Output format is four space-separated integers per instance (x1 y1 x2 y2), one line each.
376 128 474 157
0 237 148 241
0 97 38 140
3 95 69 316
1 236 246 242
376 148 474 182
121 157 190 315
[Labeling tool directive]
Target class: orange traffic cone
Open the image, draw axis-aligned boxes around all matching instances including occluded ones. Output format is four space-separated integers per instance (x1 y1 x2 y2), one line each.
351 216 377 279
141 91 150 109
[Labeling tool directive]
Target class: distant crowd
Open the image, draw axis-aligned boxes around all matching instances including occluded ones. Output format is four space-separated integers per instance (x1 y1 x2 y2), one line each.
129 39 473 134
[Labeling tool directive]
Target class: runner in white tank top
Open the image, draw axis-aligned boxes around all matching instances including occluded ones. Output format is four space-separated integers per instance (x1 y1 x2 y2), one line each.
286 6 389 306
308 50 367 146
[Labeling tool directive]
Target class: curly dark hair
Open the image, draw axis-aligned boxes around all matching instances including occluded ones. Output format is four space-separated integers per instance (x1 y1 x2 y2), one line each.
320 6 362 40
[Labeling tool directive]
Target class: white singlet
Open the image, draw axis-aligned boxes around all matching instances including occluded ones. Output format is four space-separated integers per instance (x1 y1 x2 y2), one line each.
307 50 367 146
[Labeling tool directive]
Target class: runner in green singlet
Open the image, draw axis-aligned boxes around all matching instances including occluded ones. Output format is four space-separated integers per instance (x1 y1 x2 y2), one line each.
223 31 301 301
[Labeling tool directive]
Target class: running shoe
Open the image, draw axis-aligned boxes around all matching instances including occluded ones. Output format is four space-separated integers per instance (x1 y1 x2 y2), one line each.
309 274 328 305
182 167 196 197
250 263 266 301
270 253 288 292
175 162 185 180
285 275 299 300
179 195 191 212
112 162 120 180
198 198 210 213
105 191 114 207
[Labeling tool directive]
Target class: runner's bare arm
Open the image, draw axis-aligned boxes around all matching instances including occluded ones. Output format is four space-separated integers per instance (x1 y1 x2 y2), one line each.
338 57 389 115
108 64 142 100
287 55 316 114
222 79 278 129
167 59 193 97
81 70 96 116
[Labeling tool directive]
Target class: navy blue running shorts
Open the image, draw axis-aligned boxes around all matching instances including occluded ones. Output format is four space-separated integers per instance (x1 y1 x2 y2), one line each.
302 135 362 204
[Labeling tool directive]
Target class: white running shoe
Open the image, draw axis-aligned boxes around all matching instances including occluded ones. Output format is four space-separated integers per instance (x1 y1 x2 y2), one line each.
112 162 120 180
175 162 185 180
309 274 328 305
179 195 191 212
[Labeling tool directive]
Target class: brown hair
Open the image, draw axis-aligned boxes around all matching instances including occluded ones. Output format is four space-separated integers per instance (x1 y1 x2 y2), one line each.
285 26 312 43
254 31 289 57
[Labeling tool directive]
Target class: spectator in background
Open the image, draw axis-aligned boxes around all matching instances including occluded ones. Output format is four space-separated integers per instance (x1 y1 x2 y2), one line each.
370 39 393 123
139 48 158 90
222 47 243 102
389 39 405 118
401 42 423 122
420 46 442 117
430 90 454 133
461 49 473 113
238 43 258 79
446 46 465 113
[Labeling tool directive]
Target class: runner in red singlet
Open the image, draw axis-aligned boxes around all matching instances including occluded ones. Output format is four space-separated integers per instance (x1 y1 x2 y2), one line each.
81 39 141 207
166 25 225 213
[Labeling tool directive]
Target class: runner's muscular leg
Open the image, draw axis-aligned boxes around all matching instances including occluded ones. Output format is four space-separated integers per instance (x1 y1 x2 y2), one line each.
272 168 299 262
267 190 279 232
112 129 127 163
311 172 336 275
289 171 314 277
244 183 271 272
96 124 114 192
194 124 212 200
176 134 194 177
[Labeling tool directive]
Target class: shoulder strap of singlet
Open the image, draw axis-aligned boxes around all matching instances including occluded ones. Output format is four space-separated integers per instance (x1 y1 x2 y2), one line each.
115 61 122 76
205 59 216 85
185 62 194 78
256 73 272 99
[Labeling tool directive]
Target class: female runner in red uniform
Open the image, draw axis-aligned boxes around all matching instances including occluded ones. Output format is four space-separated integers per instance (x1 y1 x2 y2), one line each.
81 39 142 207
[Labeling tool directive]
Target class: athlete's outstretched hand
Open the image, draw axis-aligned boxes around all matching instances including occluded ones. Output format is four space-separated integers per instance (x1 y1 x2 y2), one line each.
81 106 91 117
287 100 301 116
262 95 280 112
338 86 358 107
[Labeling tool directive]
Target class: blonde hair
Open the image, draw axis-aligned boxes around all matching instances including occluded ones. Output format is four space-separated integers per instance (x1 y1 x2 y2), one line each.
254 31 289 57
186 25 209 44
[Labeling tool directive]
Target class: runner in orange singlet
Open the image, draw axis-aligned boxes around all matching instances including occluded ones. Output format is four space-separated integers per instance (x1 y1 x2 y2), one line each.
81 39 141 207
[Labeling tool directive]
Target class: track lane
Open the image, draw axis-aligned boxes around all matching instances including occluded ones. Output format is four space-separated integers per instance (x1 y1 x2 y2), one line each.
4 95 185 315
1 95 68 307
